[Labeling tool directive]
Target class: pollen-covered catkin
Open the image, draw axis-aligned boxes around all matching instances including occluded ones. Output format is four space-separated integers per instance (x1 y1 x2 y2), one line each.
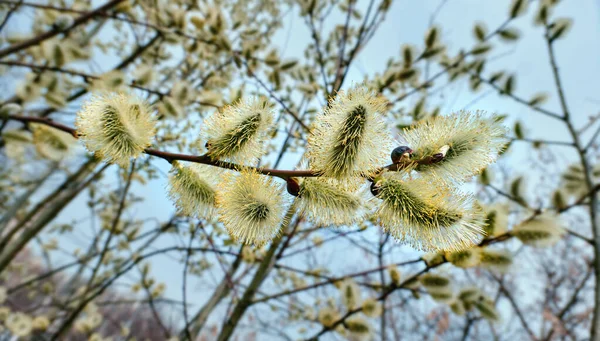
296 177 369 226
307 85 394 179
76 93 156 167
216 170 288 246
374 171 484 251
167 161 219 219
201 97 274 164
401 111 506 183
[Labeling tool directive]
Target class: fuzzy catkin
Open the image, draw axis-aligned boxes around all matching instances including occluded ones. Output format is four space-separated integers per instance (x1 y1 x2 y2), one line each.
297 177 369 226
31 124 74 161
76 93 156 167
216 170 288 246
167 161 219 219
512 213 564 247
375 171 484 251
401 111 507 183
201 97 274 164
307 86 394 179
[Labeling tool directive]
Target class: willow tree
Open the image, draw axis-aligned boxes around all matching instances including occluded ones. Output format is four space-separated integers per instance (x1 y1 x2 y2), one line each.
0 0 597 340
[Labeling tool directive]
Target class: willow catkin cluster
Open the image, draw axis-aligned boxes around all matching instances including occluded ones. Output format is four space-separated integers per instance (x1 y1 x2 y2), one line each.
416 275 503 322
451 287 501 321
76 93 156 167
5 312 33 337
69 86 509 250
560 163 600 199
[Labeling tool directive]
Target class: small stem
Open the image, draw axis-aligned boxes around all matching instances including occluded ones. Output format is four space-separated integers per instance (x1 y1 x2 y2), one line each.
0 0 125 59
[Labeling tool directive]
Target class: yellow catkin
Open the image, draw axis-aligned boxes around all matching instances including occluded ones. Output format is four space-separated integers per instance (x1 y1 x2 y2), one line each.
307 85 394 179
375 171 484 251
512 213 564 247
479 248 512 272
216 170 287 246
76 92 156 167
317 307 340 328
201 97 274 164
167 161 219 219
362 298 383 318
345 316 371 341
445 248 481 268
297 177 369 226
401 111 507 183
339 279 361 310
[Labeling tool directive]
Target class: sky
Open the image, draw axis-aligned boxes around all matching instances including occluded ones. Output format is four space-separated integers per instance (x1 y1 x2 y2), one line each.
6 0 600 337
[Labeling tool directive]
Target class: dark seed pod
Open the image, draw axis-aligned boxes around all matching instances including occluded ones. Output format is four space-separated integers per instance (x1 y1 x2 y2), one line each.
431 152 445 163
370 181 381 197
390 146 413 164
286 177 300 197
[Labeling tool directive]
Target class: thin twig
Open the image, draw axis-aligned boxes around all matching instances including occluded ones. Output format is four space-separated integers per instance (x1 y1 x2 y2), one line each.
0 0 125 59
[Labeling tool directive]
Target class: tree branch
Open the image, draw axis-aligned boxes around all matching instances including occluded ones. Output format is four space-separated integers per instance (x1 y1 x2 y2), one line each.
0 0 125 59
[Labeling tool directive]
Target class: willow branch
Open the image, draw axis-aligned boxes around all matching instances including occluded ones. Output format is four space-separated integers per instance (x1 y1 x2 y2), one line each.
305 261 445 340
0 0 22 33
242 60 310 132
252 258 422 304
0 0 125 59
5 114 432 180
0 60 220 108
545 264 593 340
472 71 563 120
0 160 107 274
492 275 538 340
